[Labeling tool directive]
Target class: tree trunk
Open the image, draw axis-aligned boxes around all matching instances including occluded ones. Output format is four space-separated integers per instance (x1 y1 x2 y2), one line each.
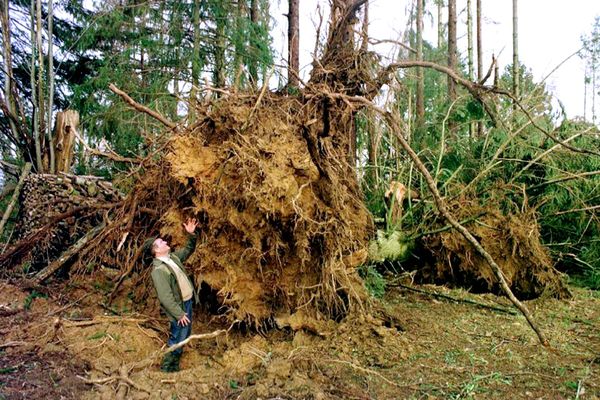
288 0 300 88
466 0 474 137
36 0 46 167
437 0 443 48
415 0 425 130
476 0 483 136
0 163 31 239
52 110 79 173
447 0 457 100
249 0 259 86
47 0 55 174
214 6 226 89
360 0 368 53
0 0 19 146
512 0 519 108
31 0 42 172
190 0 201 117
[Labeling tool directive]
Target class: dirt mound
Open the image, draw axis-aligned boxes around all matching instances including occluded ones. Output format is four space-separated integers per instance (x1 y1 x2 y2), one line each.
82 93 373 323
419 200 570 299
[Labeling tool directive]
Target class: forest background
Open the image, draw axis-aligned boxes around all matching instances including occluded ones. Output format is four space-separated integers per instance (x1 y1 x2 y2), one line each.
0 0 599 292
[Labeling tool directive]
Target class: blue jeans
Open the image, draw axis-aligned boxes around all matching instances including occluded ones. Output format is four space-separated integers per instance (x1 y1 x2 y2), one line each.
168 299 192 356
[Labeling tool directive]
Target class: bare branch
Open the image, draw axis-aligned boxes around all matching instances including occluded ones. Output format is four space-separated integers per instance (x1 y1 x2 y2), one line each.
108 84 177 130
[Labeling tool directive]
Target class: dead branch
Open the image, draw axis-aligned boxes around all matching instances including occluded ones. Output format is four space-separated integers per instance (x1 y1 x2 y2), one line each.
34 223 106 283
0 162 31 238
108 84 177 130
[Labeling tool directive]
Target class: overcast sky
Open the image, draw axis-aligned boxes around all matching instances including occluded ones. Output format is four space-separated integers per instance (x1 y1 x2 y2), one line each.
271 0 600 120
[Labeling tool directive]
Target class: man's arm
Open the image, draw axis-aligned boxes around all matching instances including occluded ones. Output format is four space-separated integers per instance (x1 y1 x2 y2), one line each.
151 267 185 319
172 233 197 263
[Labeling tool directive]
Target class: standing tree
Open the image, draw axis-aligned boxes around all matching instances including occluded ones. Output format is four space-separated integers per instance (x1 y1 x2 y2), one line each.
512 0 519 109
447 0 457 100
288 0 300 88
415 0 425 130
581 16 600 124
476 0 483 136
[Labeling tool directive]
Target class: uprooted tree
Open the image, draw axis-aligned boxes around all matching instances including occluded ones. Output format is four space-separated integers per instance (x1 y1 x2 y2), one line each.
1 0 573 345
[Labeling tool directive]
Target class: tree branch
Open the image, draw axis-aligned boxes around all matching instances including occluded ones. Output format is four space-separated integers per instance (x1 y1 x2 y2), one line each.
108 84 177 130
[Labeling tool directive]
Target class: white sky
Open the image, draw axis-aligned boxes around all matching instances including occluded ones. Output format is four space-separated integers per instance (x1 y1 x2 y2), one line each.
271 0 600 120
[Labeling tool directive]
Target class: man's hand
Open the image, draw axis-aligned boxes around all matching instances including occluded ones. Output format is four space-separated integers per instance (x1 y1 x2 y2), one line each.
177 314 191 326
183 218 198 234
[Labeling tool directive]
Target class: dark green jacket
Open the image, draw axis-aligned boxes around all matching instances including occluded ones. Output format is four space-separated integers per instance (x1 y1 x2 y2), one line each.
150 234 198 321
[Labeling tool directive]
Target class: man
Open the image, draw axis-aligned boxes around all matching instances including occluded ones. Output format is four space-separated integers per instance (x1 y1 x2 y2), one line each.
144 218 198 372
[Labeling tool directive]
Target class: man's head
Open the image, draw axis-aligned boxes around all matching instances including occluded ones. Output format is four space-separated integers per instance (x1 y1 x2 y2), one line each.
151 238 170 257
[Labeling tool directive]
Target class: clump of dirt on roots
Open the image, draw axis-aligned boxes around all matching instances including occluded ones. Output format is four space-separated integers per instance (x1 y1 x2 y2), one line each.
419 198 570 299
83 92 373 324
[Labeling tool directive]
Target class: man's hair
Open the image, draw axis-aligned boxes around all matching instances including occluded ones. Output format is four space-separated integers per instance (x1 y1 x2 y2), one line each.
151 240 159 256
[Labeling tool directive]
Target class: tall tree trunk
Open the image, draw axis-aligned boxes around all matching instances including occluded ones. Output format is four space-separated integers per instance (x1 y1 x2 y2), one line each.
583 71 588 122
415 0 425 130
288 0 300 88
31 0 42 172
512 0 519 108
214 9 226 88
476 0 483 136
360 0 368 53
234 0 247 88
437 0 443 48
0 0 19 147
447 0 457 100
466 0 474 137
190 0 202 117
467 0 473 80
47 0 55 173
249 0 259 86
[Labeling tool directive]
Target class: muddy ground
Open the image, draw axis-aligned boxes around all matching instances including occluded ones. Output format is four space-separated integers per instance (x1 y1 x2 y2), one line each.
0 277 598 400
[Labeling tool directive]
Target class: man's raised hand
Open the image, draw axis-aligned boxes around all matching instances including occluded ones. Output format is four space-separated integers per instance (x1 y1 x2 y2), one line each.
183 218 198 234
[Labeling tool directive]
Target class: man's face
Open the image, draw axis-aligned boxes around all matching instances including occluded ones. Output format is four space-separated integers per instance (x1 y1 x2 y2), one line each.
153 238 170 255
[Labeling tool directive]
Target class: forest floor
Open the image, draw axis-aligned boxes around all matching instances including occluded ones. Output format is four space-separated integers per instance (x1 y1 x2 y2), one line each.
0 275 598 400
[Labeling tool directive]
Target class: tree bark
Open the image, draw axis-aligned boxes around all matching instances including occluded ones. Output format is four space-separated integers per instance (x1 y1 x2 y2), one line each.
0 163 32 239
415 0 425 129
31 0 42 172
437 0 443 48
47 0 55 174
360 0 368 53
288 0 300 88
0 0 19 146
190 0 201 118
476 0 483 136
249 0 259 86
447 0 457 100
36 0 46 168
214 8 226 89
512 0 519 108
52 110 79 173
466 0 474 137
